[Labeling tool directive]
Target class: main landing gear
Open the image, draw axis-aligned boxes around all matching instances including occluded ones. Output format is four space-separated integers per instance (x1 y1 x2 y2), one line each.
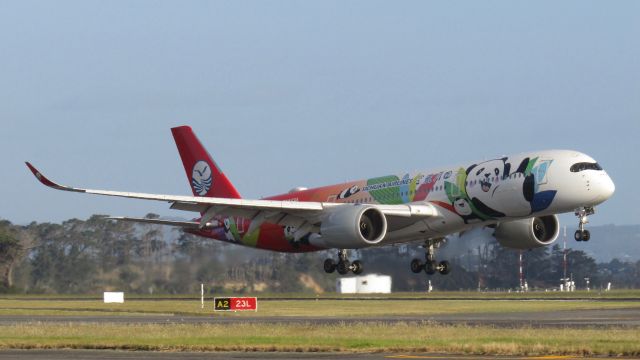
324 249 363 275
410 239 450 275
574 207 594 242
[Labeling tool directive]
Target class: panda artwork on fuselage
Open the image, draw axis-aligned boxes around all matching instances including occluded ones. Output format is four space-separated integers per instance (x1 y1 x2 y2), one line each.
464 157 511 219
452 197 475 223
337 185 360 200
223 218 237 242
461 157 543 220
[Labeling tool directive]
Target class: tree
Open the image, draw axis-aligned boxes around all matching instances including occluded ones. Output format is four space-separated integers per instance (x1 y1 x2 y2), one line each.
0 221 23 290
523 247 553 289
484 244 519 289
566 249 599 288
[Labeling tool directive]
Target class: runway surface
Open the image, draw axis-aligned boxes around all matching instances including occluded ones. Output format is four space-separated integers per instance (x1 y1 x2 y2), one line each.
1 307 639 328
0 350 630 360
2 300 638 359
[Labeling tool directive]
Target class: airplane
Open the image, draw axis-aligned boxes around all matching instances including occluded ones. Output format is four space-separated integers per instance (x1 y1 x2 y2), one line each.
26 126 615 276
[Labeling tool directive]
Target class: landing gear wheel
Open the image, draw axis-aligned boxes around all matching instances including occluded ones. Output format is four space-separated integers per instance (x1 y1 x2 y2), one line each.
326 249 365 276
414 238 450 276
337 260 351 275
352 260 363 275
438 260 451 275
574 207 594 242
424 261 436 275
323 259 336 273
410 259 424 274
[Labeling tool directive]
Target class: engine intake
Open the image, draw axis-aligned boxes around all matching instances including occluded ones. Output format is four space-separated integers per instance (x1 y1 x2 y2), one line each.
314 205 388 249
494 215 560 250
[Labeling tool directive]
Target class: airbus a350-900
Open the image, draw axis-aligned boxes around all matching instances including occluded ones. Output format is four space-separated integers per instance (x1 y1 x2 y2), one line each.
26 126 615 276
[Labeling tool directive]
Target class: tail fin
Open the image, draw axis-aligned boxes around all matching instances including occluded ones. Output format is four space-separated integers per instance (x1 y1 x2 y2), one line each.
171 125 241 199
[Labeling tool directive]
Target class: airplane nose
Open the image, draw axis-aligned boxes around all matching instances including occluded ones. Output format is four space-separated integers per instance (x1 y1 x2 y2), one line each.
596 174 615 202
604 175 615 198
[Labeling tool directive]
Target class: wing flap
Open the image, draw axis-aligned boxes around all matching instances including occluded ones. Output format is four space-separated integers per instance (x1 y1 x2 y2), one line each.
106 217 206 229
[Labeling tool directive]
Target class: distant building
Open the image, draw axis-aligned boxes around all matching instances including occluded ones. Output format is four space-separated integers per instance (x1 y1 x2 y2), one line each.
336 274 392 294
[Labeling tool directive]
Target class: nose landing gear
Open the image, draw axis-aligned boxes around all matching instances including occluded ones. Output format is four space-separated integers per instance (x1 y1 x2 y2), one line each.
574 207 594 241
410 238 450 275
324 249 364 275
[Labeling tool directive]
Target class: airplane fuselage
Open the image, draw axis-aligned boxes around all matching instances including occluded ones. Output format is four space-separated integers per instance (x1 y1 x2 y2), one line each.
191 149 615 252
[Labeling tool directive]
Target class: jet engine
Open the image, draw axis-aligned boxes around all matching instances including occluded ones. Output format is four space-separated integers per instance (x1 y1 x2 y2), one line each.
314 205 388 249
494 215 560 250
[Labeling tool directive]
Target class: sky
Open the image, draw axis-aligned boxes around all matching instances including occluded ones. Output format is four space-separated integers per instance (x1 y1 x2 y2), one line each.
1 1 638 227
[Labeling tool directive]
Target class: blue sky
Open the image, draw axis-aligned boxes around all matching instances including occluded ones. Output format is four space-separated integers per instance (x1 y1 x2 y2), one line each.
1 1 638 226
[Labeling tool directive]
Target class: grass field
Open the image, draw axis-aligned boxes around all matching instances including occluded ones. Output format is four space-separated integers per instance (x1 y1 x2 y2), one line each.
1 322 639 356
1 291 639 356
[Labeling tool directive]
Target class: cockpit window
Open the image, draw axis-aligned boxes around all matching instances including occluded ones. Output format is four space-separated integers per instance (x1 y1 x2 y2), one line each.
570 162 603 172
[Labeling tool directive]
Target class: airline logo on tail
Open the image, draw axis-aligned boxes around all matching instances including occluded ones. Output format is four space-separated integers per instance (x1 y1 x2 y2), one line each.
191 160 213 196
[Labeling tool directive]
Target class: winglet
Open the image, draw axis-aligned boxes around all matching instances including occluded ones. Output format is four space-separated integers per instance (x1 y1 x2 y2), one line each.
25 162 84 193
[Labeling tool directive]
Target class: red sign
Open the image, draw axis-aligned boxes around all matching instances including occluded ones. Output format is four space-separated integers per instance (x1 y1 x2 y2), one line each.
214 297 257 311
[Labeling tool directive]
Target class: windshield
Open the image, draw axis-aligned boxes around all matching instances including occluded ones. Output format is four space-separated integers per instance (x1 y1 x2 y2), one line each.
570 162 603 172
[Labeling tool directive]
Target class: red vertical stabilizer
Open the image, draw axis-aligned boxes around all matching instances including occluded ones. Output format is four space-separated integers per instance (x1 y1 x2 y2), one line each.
171 126 241 199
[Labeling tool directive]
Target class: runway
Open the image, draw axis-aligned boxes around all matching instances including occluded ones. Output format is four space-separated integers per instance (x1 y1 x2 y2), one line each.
1 307 638 327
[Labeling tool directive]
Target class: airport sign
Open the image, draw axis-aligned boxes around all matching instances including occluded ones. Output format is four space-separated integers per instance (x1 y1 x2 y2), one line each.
214 297 258 311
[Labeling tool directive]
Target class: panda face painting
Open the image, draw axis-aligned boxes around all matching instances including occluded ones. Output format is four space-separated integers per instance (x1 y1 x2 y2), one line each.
454 198 472 216
283 226 295 240
473 164 502 193
461 158 513 219
337 185 360 199
467 158 510 196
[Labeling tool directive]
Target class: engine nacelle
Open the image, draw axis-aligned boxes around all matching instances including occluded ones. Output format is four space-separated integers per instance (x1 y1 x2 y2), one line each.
494 215 560 250
314 205 388 249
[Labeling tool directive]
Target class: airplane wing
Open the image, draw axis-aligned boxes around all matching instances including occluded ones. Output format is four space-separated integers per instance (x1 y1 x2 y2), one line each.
26 162 438 235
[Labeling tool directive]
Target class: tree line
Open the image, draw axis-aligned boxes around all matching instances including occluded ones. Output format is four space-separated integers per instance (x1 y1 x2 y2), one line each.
0 215 639 294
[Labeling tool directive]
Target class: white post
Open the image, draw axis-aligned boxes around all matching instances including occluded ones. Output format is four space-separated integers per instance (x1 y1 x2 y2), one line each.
201 283 204 309
518 250 524 291
563 226 568 291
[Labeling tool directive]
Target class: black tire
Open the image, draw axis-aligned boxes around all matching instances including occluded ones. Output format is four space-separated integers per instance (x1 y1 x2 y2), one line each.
352 260 363 275
582 229 591 241
337 260 350 275
410 258 424 273
323 258 336 273
424 261 436 275
438 260 451 275
574 230 583 242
